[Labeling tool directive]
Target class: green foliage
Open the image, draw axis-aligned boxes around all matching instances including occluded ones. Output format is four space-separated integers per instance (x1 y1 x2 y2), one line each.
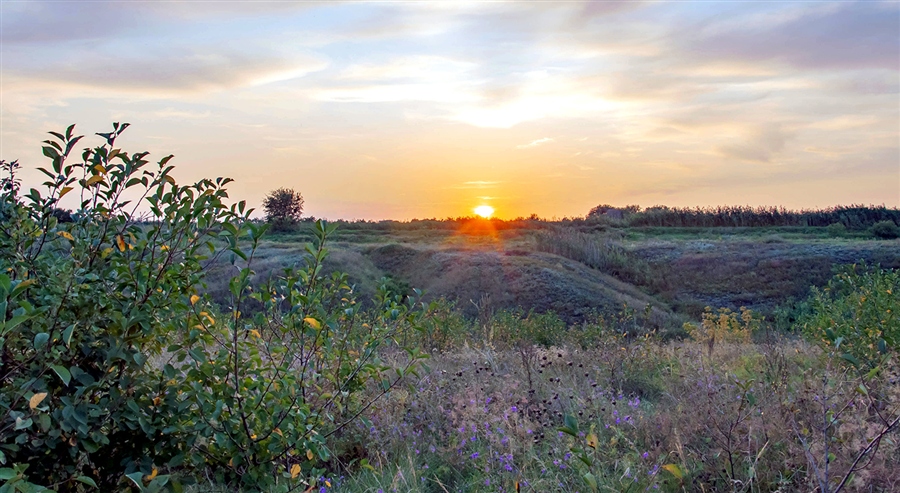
0 123 241 490
801 264 898 370
176 220 427 490
825 222 847 237
262 188 304 231
871 220 899 239
0 124 426 492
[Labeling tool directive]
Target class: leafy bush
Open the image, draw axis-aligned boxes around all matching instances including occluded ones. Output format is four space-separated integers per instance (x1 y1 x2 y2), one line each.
826 222 847 237
0 124 426 492
871 220 899 239
0 123 237 491
800 264 898 369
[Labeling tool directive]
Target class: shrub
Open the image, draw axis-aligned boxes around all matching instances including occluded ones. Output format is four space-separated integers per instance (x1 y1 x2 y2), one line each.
0 124 426 492
871 220 899 239
684 306 758 357
0 123 240 490
825 222 847 237
800 264 898 369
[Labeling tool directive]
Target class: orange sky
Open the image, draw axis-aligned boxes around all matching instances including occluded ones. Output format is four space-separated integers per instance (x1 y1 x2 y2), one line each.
2 2 898 219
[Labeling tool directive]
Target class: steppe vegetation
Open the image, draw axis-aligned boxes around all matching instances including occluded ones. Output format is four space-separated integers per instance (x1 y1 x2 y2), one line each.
1 125 898 492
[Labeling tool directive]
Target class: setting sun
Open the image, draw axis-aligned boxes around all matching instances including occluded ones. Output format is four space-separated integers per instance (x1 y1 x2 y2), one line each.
473 205 495 218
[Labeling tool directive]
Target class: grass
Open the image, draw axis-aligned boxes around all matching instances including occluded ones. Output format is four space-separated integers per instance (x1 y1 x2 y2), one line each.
388 341 892 491
204 334 896 492
186 220 899 492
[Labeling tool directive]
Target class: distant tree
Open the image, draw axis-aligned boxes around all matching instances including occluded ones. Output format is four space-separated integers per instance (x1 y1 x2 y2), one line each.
263 187 304 230
588 203 615 217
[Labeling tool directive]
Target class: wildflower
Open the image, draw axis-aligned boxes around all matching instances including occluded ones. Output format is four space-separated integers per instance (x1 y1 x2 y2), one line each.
471 452 479 459
642 452 649 459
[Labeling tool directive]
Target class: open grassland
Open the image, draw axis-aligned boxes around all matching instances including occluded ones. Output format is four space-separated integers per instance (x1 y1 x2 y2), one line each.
4 127 898 493
234 218 899 329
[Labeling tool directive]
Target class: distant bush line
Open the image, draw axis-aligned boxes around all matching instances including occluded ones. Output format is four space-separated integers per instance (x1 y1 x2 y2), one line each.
594 204 899 229
249 205 899 234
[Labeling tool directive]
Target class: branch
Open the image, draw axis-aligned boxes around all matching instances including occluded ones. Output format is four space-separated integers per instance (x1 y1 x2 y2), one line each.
833 413 900 493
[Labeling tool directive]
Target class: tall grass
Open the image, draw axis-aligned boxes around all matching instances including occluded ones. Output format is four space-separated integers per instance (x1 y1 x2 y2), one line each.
623 205 900 229
532 228 666 292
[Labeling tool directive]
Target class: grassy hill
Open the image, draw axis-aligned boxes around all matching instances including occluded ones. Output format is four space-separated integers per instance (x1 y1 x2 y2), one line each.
210 218 900 334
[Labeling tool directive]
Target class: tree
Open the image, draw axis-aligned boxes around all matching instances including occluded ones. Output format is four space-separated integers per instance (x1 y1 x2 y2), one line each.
263 187 304 230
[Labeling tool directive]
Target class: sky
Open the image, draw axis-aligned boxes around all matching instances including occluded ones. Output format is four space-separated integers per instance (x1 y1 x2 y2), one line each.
1 0 899 220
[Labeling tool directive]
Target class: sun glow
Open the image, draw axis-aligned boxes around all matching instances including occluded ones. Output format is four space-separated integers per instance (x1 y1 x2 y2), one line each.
473 205 495 218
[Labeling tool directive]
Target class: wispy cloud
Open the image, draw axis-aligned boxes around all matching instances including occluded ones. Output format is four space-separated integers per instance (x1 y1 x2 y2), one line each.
517 138 555 149
1 1 897 219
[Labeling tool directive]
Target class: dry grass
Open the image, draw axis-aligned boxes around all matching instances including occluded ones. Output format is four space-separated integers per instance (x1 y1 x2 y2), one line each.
328 338 900 492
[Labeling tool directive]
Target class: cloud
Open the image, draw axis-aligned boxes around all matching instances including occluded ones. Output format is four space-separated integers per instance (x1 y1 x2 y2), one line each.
681 2 900 71
5 48 327 97
517 138 554 149
0 1 323 45
718 126 791 163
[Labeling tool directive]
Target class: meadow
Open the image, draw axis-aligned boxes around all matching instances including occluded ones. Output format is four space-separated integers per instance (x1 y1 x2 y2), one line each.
1 126 898 493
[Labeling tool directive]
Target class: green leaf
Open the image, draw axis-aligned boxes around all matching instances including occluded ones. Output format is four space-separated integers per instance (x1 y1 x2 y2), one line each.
61 324 74 347
0 468 16 480
10 279 36 298
558 426 577 438
564 414 578 433
50 365 71 386
840 353 861 368
583 472 598 491
124 472 145 492
5 315 31 332
33 333 49 350
188 348 206 364
578 453 592 467
74 476 97 488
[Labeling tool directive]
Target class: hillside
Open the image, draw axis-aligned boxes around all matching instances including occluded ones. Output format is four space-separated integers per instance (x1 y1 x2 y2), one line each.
205 221 900 332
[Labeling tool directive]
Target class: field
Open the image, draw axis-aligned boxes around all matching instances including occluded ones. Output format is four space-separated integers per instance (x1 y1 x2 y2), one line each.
216 218 900 327
189 218 900 492
2 133 898 493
